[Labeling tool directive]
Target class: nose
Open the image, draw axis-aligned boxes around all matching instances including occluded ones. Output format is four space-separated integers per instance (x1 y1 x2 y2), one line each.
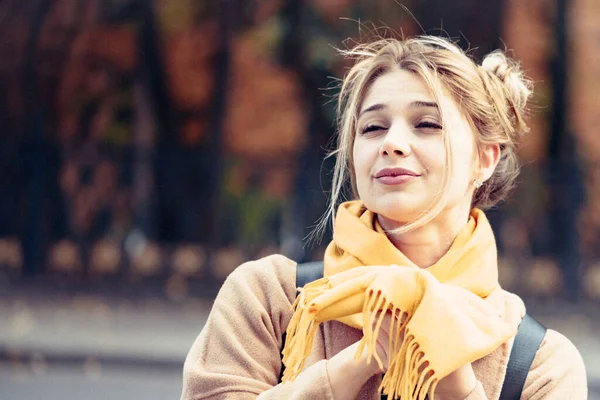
380 122 411 157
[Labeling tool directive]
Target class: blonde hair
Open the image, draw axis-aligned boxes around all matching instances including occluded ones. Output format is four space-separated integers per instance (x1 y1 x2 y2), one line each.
315 35 532 240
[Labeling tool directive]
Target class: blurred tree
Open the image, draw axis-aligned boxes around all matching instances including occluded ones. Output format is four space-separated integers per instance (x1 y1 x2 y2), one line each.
413 0 505 60
547 0 583 301
22 0 53 277
570 0 600 271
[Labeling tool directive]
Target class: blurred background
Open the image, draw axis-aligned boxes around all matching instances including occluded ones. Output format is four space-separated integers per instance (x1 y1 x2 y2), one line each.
0 0 598 399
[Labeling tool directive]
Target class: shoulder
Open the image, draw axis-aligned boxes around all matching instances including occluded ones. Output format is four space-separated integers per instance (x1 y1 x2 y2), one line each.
518 328 588 398
496 289 587 396
535 328 585 370
225 254 297 292
528 328 587 382
219 254 298 311
496 288 585 368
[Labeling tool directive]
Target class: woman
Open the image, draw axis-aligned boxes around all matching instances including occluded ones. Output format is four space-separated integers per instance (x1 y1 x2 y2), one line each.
181 36 587 399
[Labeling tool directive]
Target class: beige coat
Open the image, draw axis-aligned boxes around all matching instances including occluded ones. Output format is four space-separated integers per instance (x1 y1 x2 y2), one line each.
181 255 587 399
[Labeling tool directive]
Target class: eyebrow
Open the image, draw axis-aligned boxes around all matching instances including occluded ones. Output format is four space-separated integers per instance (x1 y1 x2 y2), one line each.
358 103 386 117
359 101 438 118
409 101 438 109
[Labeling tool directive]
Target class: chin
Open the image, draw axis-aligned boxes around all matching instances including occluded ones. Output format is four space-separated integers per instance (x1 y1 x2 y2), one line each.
364 196 428 227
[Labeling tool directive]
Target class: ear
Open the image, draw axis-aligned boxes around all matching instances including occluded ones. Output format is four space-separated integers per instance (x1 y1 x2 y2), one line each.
478 144 501 182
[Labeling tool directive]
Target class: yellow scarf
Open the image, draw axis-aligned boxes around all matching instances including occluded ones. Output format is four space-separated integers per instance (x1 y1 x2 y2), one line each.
281 201 517 399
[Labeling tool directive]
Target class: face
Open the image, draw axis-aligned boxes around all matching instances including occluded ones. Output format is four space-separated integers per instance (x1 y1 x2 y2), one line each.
353 68 486 228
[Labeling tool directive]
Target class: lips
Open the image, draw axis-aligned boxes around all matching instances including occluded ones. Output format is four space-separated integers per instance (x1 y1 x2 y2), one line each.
374 167 420 185
375 167 420 179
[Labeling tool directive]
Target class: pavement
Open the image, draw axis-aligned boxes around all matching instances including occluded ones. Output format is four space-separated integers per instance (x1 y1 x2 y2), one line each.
0 287 598 399
0 287 212 400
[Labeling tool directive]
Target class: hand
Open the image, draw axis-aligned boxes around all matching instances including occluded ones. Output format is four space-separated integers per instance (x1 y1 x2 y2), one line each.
327 341 385 399
362 310 408 373
328 310 407 400
434 362 478 400
365 311 477 400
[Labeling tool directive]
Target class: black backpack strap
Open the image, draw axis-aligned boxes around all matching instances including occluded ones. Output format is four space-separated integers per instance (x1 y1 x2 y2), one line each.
278 261 325 383
499 313 547 400
294 261 325 288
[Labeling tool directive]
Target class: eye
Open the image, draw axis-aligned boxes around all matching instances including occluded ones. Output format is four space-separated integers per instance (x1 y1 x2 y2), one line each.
416 120 443 130
361 124 386 134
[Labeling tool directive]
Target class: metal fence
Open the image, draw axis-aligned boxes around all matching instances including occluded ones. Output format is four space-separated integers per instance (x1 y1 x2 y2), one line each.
0 0 596 301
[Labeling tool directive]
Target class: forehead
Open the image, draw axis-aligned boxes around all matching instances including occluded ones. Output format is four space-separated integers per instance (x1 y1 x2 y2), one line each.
360 68 456 115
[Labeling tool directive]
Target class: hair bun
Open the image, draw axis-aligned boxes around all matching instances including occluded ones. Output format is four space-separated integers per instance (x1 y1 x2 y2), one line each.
481 51 532 114
481 51 513 80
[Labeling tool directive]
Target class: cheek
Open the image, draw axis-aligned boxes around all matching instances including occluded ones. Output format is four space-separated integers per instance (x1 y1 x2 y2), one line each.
352 139 379 197
352 143 364 189
353 139 374 176
450 140 477 186
418 139 446 174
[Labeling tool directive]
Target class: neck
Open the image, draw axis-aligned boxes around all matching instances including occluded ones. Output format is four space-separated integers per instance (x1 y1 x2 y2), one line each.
378 204 472 268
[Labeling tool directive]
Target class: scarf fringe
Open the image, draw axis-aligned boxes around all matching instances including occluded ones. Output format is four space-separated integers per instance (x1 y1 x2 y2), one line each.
357 288 439 400
281 277 331 382
283 282 439 400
